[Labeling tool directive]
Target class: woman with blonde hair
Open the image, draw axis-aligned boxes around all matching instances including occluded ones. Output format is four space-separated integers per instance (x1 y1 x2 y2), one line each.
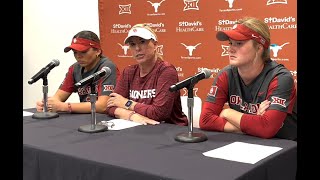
106 24 188 125
199 17 297 140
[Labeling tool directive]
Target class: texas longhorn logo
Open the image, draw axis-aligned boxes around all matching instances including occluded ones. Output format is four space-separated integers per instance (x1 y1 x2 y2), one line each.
225 0 236 8
181 43 201 56
147 0 165 12
270 42 289 57
118 43 130 55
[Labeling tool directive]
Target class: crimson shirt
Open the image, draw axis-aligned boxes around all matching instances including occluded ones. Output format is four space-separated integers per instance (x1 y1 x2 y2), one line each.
200 59 297 140
106 59 188 125
59 56 120 102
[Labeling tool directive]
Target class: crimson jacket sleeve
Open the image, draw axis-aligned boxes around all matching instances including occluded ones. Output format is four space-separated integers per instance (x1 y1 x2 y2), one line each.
199 71 229 131
59 65 76 93
240 76 297 138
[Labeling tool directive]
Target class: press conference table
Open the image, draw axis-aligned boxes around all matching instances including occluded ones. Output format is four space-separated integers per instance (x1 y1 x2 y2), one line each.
23 109 297 180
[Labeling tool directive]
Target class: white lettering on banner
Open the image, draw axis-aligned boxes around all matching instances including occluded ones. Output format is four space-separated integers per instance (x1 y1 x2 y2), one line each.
130 89 156 99
147 13 165 16
176 26 204 32
142 23 166 32
113 24 131 28
110 29 129 34
198 67 220 79
176 67 183 72
181 56 202 60
268 23 297 30
219 8 242 12
178 73 184 77
179 21 202 26
153 28 166 33
290 71 297 77
264 16 296 23
176 21 204 33
176 67 184 77
209 68 221 79
218 19 238 25
215 26 232 31
145 22 165 28
264 17 297 30
271 58 289 62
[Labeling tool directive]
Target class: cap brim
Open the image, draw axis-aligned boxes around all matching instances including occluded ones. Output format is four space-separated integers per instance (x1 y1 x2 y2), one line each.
124 35 154 44
64 44 90 53
216 31 249 41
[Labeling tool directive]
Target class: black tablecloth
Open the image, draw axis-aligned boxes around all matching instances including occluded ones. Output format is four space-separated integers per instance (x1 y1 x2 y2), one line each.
23 109 297 180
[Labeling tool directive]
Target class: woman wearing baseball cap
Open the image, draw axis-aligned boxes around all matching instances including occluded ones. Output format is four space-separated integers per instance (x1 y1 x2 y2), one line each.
36 30 120 113
105 23 188 126
199 17 297 140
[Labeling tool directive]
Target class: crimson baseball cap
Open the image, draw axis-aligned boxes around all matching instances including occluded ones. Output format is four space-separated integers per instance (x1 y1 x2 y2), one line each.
64 37 101 52
124 26 157 44
216 24 270 49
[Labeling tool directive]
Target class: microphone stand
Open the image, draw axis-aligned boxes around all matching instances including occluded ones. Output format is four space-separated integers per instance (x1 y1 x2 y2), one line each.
174 79 207 143
78 81 108 133
32 74 59 119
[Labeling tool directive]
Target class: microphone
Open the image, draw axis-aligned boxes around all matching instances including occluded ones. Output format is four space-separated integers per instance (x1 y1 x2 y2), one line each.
75 66 111 87
28 59 60 84
169 68 212 92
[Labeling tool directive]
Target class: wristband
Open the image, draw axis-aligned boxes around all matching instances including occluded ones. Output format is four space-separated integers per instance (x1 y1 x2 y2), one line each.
67 102 72 113
128 111 136 121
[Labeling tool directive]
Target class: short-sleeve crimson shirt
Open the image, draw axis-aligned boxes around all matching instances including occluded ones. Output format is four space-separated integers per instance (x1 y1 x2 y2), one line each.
59 56 119 102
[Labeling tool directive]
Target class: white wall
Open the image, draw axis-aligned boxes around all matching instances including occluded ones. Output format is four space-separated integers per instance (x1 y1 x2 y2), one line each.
23 0 99 109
